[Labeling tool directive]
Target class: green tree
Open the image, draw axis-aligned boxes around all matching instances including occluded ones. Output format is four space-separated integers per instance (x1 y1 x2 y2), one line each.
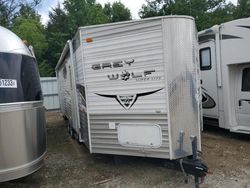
208 2 235 27
0 0 41 28
104 2 132 22
13 18 47 60
12 11 53 76
63 0 109 37
139 0 236 30
45 0 132 70
45 4 70 69
234 0 250 18
18 3 41 20
38 60 55 77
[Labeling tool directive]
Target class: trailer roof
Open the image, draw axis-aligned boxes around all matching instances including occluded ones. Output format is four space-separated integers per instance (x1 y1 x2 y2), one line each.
78 15 194 31
56 15 194 71
0 26 33 57
199 17 250 35
55 41 70 71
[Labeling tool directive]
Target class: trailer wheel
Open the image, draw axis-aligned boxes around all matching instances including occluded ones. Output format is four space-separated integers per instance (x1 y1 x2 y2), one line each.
113 155 124 165
75 133 82 145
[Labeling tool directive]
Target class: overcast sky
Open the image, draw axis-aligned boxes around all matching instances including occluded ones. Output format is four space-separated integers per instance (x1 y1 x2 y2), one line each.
37 0 238 25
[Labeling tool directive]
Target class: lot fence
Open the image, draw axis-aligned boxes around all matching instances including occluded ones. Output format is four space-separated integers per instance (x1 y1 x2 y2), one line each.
40 77 59 111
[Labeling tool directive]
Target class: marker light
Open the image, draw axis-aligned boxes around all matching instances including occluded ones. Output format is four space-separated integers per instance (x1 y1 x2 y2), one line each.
85 38 93 43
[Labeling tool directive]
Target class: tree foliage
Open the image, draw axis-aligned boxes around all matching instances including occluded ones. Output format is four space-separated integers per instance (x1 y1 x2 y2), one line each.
45 4 70 70
0 0 40 28
139 0 236 30
11 3 53 77
0 0 131 76
234 0 250 18
0 0 53 76
43 0 132 75
63 0 109 36
3 0 249 77
13 18 47 58
104 2 132 22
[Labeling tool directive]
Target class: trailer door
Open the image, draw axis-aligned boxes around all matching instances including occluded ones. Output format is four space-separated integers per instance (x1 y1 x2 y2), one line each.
200 41 219 118
236 65 250 130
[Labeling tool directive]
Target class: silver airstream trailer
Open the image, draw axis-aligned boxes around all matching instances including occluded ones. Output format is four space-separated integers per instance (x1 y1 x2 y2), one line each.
0 26 47 182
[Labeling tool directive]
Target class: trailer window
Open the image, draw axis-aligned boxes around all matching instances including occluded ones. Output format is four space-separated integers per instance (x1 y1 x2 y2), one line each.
0 52 42 103
242 68 250 91
200 48 211 71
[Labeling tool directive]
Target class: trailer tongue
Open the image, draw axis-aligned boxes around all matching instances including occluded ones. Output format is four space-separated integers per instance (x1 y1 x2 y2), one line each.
163 136 208 188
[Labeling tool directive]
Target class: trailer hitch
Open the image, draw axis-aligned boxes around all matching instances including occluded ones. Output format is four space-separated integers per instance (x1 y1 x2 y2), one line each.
178 136 208 188
178 157 208 179
164 136 208 188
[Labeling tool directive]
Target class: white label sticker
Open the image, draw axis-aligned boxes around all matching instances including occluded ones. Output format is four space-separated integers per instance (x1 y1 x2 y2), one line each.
109 122 116 129
0 79 17 88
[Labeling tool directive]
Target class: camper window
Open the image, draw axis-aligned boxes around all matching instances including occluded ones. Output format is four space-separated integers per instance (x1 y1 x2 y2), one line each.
0 52 42 103
200 48 211 70
242 68 250 91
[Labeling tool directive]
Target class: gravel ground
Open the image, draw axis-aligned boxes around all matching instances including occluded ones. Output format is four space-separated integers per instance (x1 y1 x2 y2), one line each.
0 112 249 188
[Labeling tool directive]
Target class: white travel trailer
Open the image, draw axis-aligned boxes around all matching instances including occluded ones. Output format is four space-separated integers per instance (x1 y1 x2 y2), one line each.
56 46 79 137
199 18 250 134
56 16 203 162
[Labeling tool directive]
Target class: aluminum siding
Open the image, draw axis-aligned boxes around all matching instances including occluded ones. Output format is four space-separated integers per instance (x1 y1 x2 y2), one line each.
89 114 169 158
81 19 170 158
40 77 59 111
163 18 201 159
57 56 73 119
73 35 89 146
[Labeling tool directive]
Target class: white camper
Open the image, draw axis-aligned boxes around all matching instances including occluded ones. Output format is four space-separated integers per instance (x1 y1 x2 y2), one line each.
56 45 80 138
199 18 250 134
56 16 202 160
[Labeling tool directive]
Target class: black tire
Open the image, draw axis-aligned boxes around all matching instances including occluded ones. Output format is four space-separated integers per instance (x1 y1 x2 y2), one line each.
113 156 124 165
75 133 82 145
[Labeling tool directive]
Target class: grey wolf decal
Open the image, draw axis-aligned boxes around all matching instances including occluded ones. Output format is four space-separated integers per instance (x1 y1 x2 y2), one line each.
95 88 163 110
